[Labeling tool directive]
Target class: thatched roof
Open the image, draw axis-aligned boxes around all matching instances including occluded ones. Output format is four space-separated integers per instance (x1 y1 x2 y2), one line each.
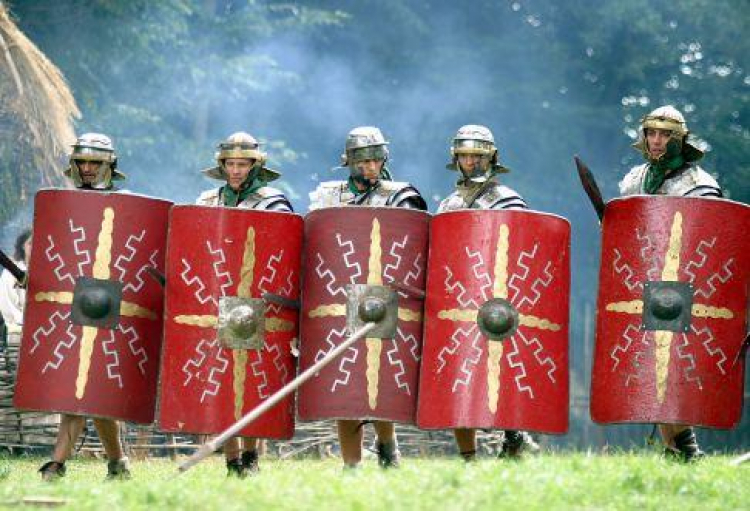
0 2 79 224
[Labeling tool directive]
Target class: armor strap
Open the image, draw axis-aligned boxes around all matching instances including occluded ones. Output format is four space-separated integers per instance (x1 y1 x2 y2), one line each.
464 177 497 209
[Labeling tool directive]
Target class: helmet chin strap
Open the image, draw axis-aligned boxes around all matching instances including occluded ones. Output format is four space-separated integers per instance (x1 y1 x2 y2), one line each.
349 163 381 190
459 159 492 184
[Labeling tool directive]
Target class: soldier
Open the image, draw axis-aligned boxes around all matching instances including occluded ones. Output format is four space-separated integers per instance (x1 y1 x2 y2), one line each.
198 131 292 476
38 133 131 481
308 126 426 468
438 125 538 461
309 127 426 210
197 132 292 211
0 229 32 330
619 105 720 461
621 105 721 199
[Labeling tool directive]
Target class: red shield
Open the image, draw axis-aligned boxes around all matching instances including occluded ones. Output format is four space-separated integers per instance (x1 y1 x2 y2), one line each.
14 190 171 423
417 210 570 433
591 196 750 428
298 208 429 423
158 206 302 438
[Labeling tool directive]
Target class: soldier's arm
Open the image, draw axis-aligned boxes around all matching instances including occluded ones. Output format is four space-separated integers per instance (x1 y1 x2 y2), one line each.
390 186 427 211
683 186 722 198
262 198 294 212
681 166 723 198
490 196 528 210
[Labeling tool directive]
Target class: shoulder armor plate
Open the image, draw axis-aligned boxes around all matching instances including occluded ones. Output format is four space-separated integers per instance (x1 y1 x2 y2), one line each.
196 187 221 206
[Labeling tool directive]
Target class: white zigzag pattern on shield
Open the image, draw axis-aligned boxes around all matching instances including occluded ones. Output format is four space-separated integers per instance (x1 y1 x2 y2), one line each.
41 322 77 372
507 338 533 398
404 252 423 287
206 241 233 299
612 249 641 292
611 324 650 387
314 327 356 392
683 237 716 284
676 334 703 390
336 234 362 285
466 247 492 302
122 249 160 294
516 329 557 383
625 349 649 387
202 341 229 402
636 228 660 283
250 349 270 399
692 325 727 375
451 327 483 393
399 328 420 362
517 260 554 310
30 311 70 354
180 259 214 305
314 253 346 298
101 330 123 388
69 219 91 277
182 339 209 386
384 235 407 297
258 250 284 314
267 342 289 384
114 229 145 284
443 266 478 308
436 323 476 374
121 325 148 376
509 243 537 302
45 235 75 286
610 323 640 370
694 259 734 300
386 331 410 395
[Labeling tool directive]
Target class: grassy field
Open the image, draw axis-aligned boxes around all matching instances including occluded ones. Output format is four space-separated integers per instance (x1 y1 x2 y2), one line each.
0 453 747 510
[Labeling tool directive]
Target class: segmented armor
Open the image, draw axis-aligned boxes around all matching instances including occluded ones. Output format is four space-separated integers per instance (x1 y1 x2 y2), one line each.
309 180 426 210
438 179 527 212
619 163 722 198
196 186 293 212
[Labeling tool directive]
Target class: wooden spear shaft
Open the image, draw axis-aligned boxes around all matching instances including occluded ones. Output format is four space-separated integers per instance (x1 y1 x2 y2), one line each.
178 321 377 473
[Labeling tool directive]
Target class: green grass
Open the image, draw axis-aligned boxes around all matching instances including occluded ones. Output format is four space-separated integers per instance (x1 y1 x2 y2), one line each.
0 453 747 510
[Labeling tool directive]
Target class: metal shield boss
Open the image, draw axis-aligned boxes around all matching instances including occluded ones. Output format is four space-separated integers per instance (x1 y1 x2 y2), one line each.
14 190 172 423
158 207 302 438
591 196 750 428
417 210 570 434
298 208 429 423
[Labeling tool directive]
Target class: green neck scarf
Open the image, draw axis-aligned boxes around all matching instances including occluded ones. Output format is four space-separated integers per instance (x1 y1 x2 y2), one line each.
347 166 393 196
643 154 685 195
221 172 265 207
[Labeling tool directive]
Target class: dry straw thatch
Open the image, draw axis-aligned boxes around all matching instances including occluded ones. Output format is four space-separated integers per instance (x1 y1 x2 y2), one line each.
0 2 78 224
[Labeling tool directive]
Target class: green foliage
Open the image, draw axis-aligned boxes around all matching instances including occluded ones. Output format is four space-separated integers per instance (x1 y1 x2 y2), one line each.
0 456 747 510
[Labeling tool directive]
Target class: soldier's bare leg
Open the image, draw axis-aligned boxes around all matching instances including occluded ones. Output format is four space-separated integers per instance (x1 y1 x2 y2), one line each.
242 437 259 452
374 421 399 468
240 437 260 474
92 419 124 460
454 428 477 461
224 436 242 461
659 423 704 461
337 419 364 467
659 423 685 448
51 414 86 462
40 414 85 480
93 419 131 479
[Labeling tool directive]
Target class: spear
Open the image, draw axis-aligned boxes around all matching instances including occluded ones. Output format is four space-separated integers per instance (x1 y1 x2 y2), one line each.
178 320 378 473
